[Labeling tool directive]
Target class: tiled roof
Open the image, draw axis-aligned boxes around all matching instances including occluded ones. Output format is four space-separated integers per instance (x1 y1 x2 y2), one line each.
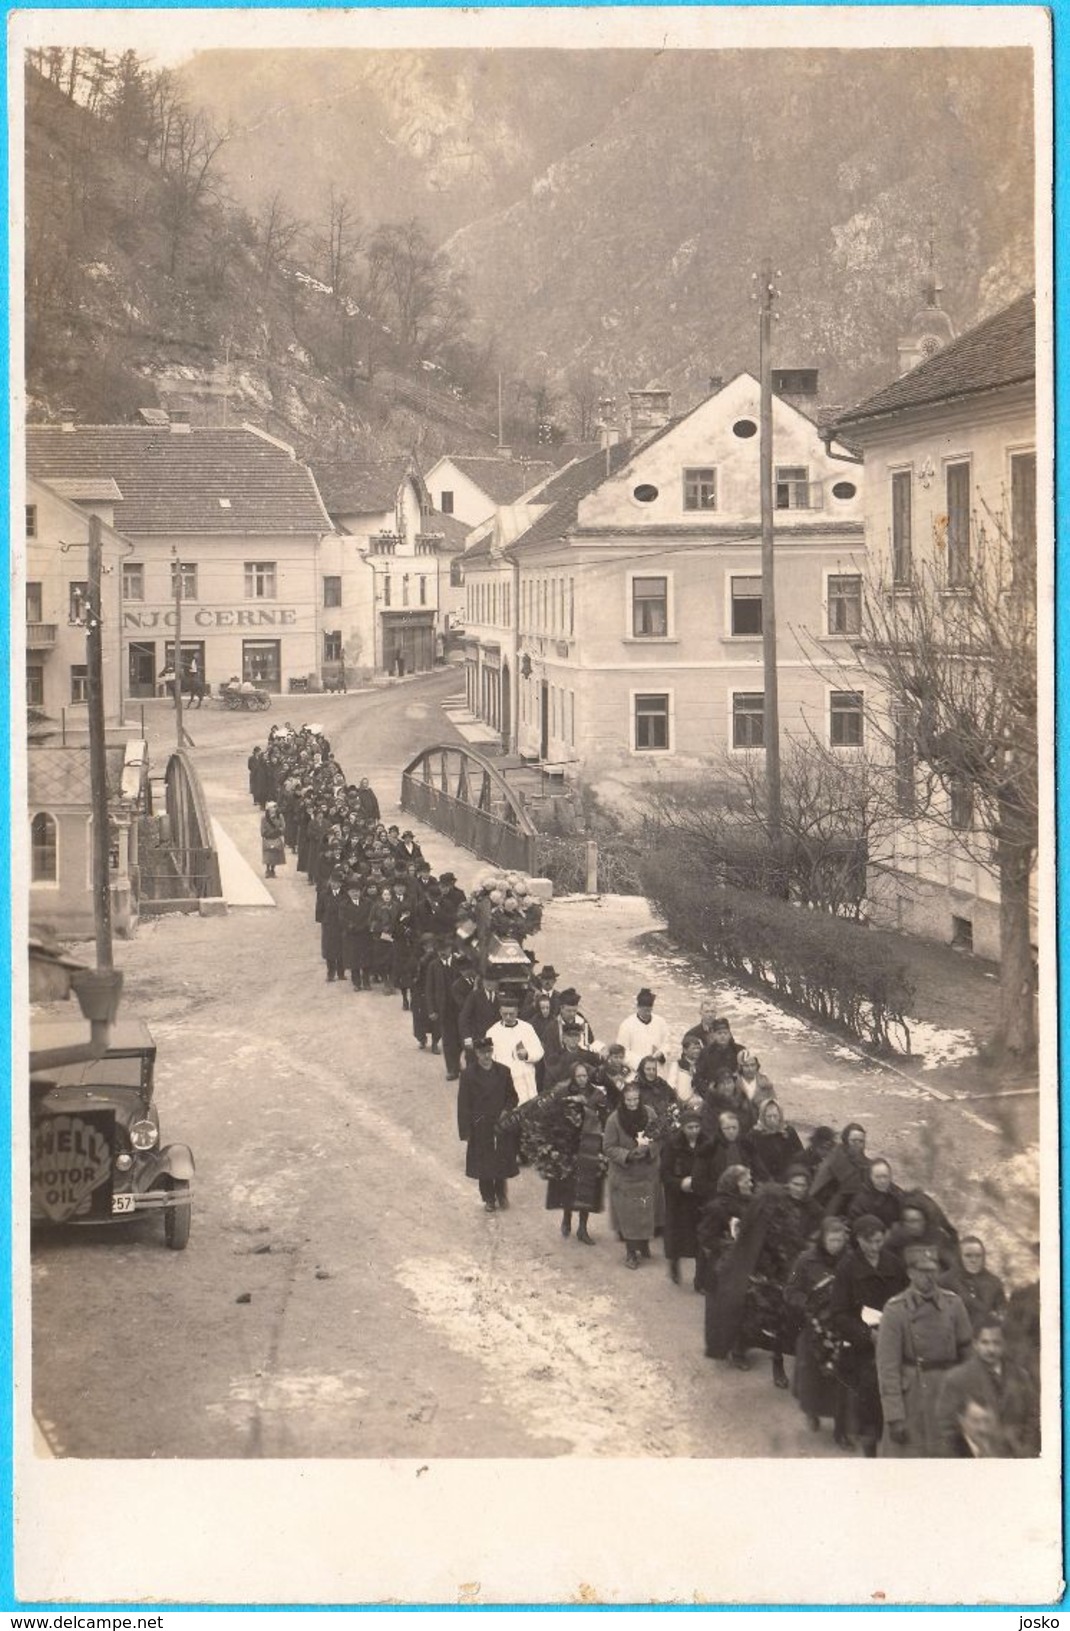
833 291 1036 434
45 477 124 502
314 458 413 515
447 455 556 504
420 510 471 552
26 426 333 536
506 442 637 555
28 746 126 809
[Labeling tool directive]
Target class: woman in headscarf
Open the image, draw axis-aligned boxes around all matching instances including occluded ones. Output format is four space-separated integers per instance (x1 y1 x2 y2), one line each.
783 1162 824 1244
693 1108 753 1197
703 1173 810 1384
540 1062 609 1245
785 1213 853 1445
260 801 286 878
527 991 559 1094
828 1213 908 1456
748 1099 804 1184
633 1054 676 1121
809 1122 871 1215
697 1165 754 1363
660 1100 705 1286
603 1078 662 1269
846 1157 903 1232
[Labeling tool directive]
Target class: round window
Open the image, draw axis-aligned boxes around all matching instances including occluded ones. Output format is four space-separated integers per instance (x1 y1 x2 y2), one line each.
633 483 659 503
732 419 758 439
832 481 857 500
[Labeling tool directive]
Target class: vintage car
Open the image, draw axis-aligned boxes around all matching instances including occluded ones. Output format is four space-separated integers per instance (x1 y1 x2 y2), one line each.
30 1018 194 1249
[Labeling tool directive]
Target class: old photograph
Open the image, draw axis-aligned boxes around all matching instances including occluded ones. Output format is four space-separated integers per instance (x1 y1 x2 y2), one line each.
12 3 1059 1606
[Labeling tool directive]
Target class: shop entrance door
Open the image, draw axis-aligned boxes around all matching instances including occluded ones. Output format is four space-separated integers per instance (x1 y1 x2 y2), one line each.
128 642 156 698
242 639 281 691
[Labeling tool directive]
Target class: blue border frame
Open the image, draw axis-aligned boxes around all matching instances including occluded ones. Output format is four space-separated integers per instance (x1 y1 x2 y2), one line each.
3 1 1064 1613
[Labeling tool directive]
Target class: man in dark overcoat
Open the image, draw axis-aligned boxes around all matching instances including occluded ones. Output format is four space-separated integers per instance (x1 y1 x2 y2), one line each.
425 937 463 1077
935 1316 1039 1457
320 869 347 982
457 1037 519 1211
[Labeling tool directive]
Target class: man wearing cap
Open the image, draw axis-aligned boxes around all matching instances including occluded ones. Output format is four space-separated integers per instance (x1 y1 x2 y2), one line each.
457 1037 519 1212
875 1242 973 1456
617 989 671 1073
486 993 544 1103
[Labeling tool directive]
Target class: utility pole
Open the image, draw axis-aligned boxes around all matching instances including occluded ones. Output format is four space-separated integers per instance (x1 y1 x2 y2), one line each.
757 259 782 847
172 545 192 748
498 371 504 449
86 515 113 970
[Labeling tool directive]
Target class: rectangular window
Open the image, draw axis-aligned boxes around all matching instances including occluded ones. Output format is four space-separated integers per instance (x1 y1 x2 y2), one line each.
244 561 276 599
1011 451 1036 558
732 692 765 749
26 662 44 707
26 504 37 538
383 574 392 608
775 465 811 509
323 575 342 608
730 575 763 636
69 581 88 624
441 490 454 515
402 575 410 608
419 576 428 607
70 664 89 704
122 562 144 602
170 561 198 601
891 470 912 585
830 690 864 747
950 776 974 831
632 575 668 637
242 639 281 690
26 582 43 622
323 630 342 662
946 461 971 587
568 690 575 747
894 708 916 816
684 467 717 510
569 577 575 636
635 693 670 751
164 641 206 678
827 573 862 636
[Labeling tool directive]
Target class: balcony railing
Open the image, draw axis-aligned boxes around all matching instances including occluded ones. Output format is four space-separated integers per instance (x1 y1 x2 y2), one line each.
370 532 401 556
26 623 57 648
414 536 439 556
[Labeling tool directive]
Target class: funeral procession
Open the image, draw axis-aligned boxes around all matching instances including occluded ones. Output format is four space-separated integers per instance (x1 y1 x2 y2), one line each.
21 35 1047 1494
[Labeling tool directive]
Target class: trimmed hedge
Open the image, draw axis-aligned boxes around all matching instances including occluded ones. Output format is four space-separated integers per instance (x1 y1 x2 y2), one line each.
640 852 915 1054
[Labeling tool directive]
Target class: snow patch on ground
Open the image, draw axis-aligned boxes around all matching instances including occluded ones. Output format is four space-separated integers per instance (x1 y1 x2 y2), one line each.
208 1368 368 1421
397 1253 695 1457
903 1017 978 1070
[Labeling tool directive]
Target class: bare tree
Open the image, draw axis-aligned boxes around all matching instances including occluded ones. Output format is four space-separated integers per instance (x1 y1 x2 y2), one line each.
566 361 609 440
642 740 902 919
846 500 1038 1056
255 190 304 282
157 104 231 276
365 218 470 358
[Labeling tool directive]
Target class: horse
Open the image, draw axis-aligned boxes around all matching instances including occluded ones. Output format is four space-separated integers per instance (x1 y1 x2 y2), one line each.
159 666 206 708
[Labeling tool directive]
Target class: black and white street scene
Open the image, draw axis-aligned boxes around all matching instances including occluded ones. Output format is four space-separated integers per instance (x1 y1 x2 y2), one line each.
15 6 1056 1607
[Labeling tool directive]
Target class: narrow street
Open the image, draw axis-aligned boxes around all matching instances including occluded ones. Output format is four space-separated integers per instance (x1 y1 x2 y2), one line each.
31 671 1036 1460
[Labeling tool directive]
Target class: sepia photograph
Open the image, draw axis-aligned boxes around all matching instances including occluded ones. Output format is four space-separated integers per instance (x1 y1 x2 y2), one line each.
10 3 1059 1607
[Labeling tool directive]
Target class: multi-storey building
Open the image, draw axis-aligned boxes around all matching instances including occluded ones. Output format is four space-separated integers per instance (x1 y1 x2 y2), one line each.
463 380 868 789
27 422 336 696
832 291 1038 959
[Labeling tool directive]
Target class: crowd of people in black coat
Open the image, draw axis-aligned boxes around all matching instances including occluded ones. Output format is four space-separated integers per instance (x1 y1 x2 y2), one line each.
247 725 1040 1461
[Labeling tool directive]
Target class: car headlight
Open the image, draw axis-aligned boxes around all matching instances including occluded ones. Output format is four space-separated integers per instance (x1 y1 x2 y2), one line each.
115 1151 134 1172
129 1119 158 1151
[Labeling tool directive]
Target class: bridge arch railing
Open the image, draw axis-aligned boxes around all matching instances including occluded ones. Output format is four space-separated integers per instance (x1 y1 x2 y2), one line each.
400 743 538 873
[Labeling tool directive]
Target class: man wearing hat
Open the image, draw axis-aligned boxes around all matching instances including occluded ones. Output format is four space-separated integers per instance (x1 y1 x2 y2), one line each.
875 1242 973 1456
457 1036 520 1212
523 965 561 1021
544 988 595 1061
544 1020 602 1087
425 936 464 1076
437 872 466 927
617 989 671 1073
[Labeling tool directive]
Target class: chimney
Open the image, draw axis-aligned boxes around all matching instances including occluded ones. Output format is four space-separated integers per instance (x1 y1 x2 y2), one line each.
170 409 191 434
627 387 672 434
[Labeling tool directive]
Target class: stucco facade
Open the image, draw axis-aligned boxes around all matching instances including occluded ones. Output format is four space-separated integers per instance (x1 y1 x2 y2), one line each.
25 478 125 723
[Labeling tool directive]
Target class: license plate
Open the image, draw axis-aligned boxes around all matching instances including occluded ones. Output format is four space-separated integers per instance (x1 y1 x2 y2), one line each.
111 1194 136 1215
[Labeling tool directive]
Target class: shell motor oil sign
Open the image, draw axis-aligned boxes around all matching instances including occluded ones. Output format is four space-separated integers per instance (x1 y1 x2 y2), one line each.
31 1111 114 1222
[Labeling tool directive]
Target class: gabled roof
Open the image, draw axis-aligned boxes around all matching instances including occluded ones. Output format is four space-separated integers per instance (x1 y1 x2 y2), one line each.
314 457 423 516
505 442 637 556
441 455 556 505
26 426 334 535
45 477 124 502
833 291 1036 435
420 510 471 552
28 745 127 808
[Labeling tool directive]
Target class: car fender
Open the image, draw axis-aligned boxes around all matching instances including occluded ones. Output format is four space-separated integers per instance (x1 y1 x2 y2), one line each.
157 1142 196 1182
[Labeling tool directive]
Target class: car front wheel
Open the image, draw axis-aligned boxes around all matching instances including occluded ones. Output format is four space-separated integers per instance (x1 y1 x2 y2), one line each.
164 1179 192 1250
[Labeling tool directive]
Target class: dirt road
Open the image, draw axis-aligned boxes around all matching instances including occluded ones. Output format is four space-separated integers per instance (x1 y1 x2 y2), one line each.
31 672 1035 1460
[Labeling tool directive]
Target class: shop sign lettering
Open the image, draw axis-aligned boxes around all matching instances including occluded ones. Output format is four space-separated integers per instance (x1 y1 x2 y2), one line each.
124 609 299 630
31 1111 113 1222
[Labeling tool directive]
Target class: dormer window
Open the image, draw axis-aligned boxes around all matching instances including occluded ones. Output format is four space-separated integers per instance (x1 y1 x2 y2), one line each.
683 468 717 511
